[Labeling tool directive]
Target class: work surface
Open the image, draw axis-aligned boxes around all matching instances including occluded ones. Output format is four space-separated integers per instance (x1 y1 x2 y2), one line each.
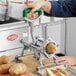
0 55 41 76
0 55 76 76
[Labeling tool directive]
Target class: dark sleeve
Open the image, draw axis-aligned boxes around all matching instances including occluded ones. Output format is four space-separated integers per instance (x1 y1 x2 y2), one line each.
44 0 76 17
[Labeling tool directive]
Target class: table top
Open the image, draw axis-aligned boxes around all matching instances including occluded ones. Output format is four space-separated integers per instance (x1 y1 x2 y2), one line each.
0 55 76 76
0 55 41 76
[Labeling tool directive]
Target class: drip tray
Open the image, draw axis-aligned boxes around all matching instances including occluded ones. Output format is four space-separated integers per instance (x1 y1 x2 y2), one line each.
0 17 21 24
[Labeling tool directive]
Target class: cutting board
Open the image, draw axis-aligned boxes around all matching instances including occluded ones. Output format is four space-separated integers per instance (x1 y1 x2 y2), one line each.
0 55 41 76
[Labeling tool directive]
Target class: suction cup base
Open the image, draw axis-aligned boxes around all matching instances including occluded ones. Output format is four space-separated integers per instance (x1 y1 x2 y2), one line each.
12 58 22 63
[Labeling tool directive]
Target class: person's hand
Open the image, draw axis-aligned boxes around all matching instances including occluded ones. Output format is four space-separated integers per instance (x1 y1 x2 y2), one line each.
27 13 38 19
55 56 76 66
25 1 51 14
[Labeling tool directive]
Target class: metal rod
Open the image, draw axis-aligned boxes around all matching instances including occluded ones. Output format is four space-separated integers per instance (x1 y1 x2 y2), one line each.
5 0 9 21
42 24 47 40
26 0 28 6
30 24 35 42
64 18 67 55
11 1 23 4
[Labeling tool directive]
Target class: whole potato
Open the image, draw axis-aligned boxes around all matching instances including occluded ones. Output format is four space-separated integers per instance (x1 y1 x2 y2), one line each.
0 55 10 64
45 43 57 53
0 62 15 74
9 63 27 76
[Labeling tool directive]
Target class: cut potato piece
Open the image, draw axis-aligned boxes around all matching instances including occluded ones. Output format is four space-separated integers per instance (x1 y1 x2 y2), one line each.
51 70 61 76
45 68 69 76
46 68 54 76
56 68 69 76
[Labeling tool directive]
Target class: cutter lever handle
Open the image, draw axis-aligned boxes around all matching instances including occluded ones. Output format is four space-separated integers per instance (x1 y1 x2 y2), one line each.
23 8 42 17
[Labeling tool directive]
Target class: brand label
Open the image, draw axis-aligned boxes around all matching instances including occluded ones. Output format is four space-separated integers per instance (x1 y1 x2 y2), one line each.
7 34 18 41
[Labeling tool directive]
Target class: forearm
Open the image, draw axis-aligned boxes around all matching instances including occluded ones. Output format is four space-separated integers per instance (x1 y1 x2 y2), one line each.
41 1 51 14
44 0 75 17
72 57 76 65
25 0 76 17
72 57 76 61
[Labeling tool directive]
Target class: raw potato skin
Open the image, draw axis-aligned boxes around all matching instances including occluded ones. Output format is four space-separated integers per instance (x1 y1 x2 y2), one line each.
56 68 69 76
0 62 15 74
9 63 27 76
45 43 57 53
0 56 10 64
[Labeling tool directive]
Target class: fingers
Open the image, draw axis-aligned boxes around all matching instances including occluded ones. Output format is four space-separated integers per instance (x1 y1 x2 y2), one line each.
25 5 33 9
55 57 66 62
25 6 38 14
55 56 68 65
25 2 41 13
30 7 37 13
56 60 68 65
28 12 38 19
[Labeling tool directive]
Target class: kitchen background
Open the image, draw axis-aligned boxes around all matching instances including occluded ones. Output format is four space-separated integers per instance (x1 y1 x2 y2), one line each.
0 0 76 56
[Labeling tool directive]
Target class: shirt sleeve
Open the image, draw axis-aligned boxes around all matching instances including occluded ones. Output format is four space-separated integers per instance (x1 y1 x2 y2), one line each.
44 0 76 17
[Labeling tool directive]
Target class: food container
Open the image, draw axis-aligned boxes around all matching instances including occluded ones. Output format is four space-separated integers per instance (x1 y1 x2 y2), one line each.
38 65 76 76
0 0 11 21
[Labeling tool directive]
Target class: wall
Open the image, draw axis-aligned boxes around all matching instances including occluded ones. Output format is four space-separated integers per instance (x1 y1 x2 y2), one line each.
28 20 65 54
46 20 65 54
66 18 76 56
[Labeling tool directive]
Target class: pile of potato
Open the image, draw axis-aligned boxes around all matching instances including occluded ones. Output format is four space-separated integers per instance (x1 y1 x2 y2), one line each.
0 55 36 76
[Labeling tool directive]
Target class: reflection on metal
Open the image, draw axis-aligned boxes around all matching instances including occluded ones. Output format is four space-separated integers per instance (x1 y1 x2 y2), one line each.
26 0 28 6
42 24 47 40
64 18 67 55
